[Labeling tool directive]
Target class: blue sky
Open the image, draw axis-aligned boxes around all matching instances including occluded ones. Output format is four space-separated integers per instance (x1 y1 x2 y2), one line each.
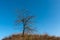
0 0 60 40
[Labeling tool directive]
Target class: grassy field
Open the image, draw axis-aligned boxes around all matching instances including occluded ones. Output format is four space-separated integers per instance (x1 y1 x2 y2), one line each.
2 34 60 40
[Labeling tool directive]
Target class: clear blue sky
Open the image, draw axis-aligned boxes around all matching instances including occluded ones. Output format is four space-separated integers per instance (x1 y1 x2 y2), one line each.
0 0 60 40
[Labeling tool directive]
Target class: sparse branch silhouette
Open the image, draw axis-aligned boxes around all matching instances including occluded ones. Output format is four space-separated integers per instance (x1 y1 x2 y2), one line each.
15 9 35 39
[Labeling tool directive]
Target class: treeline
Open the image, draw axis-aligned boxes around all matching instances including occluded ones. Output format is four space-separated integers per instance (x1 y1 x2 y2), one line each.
2 34 60 40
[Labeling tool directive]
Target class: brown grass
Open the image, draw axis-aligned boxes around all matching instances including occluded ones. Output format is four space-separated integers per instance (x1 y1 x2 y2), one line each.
2 34 60 40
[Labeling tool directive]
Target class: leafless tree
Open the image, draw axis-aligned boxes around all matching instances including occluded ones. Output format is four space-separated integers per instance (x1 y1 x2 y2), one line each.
15 9 35 38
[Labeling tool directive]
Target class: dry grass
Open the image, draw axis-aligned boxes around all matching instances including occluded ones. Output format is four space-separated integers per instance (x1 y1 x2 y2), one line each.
2 34 60 40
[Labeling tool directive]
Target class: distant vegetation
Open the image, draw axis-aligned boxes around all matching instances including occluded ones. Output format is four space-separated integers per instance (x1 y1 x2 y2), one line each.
2 34 60 40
